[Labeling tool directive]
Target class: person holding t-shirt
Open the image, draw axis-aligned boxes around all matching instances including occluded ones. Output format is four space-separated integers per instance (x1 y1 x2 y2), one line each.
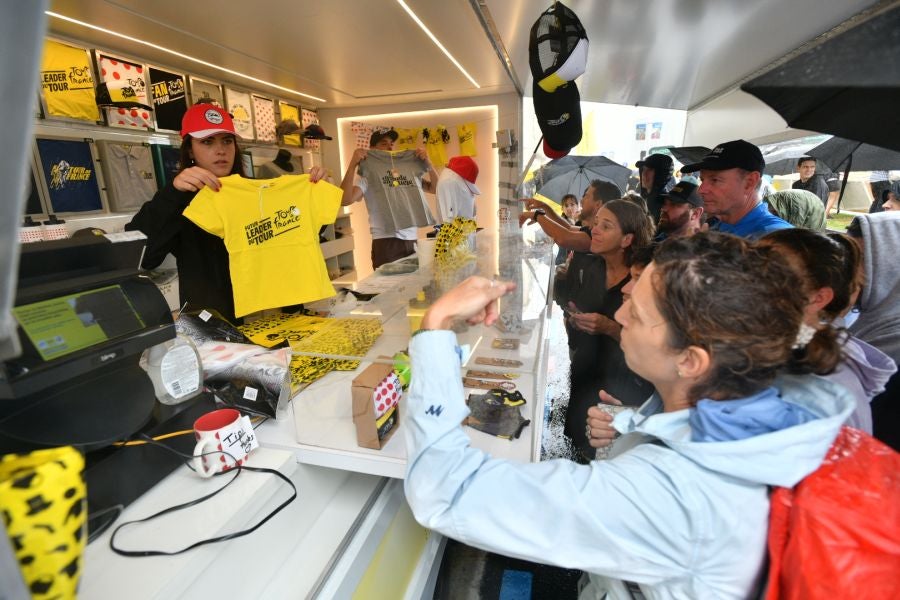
126 103 332 322
340 128 439 269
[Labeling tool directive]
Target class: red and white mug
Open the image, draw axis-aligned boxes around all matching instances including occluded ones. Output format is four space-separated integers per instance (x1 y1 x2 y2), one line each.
192 408 258 478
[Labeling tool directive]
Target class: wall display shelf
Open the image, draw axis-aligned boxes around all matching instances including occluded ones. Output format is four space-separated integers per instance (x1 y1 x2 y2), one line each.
258 227 556 478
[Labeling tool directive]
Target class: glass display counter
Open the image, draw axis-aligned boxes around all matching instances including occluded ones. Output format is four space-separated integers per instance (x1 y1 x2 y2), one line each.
257 227 556 478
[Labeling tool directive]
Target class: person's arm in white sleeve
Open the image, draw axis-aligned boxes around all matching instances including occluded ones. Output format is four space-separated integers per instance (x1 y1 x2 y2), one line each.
403 277 695 581
340 148 367 206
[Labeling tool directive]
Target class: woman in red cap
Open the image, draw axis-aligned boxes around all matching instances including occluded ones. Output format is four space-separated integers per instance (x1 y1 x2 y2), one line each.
126 103 324 321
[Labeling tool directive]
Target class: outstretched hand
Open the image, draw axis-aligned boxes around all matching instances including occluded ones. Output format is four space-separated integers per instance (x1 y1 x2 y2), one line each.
521 198 551 212
421 276 516 331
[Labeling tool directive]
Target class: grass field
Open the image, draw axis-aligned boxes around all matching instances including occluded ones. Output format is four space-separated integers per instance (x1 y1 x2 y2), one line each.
826 210 861 231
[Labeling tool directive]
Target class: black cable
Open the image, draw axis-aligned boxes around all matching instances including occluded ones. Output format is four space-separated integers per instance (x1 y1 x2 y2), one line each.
108 434 297 557
87 504 124 544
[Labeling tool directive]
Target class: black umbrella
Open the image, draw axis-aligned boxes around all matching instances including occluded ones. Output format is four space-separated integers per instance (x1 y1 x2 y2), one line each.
742 4 900 153
808 136 900 171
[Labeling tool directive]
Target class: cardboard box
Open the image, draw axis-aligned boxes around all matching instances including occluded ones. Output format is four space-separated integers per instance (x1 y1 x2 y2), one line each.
351 362 401 449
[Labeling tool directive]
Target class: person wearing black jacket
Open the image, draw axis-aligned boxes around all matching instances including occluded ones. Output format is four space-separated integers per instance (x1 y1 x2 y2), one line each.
636 153 676 223
791 156 830 206
126 103 327 321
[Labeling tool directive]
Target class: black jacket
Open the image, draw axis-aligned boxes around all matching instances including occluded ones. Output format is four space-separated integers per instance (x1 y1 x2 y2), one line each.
125 183 237 321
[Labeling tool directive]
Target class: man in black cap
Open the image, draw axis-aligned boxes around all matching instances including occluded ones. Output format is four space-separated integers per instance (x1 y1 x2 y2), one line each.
682 139 792 239
340 128 439 268
655 181 705 240
636 153 676 224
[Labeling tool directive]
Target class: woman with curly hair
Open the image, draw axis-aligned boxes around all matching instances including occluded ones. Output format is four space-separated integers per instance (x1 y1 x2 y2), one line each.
403 233 854 599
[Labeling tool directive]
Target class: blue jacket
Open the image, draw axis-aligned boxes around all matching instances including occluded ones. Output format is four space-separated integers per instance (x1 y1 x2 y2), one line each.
404 330 855 600
712 201 792 239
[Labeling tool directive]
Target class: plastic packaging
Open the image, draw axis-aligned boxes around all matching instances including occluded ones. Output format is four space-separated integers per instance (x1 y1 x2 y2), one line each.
142 334 203 405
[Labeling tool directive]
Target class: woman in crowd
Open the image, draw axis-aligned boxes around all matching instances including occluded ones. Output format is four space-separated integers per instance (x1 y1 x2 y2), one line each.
585 243 658 451
882 189 900 211
126 103 326 321
564 199 654 461
403 233 854 599
561 193 580 225
554 193 580 265
758 228 896 433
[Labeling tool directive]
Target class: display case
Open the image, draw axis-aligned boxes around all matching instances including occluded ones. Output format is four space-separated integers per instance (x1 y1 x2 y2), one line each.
258 227 555 478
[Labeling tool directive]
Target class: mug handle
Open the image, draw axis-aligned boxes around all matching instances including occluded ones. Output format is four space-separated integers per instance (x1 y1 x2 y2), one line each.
192 438 219 478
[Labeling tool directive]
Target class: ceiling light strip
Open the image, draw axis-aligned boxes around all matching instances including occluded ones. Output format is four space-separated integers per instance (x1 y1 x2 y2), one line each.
45 11 326 103
395 0 481 89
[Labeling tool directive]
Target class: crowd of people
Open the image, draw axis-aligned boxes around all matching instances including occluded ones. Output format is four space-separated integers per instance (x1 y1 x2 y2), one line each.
402 137 899 598
127 102 896 597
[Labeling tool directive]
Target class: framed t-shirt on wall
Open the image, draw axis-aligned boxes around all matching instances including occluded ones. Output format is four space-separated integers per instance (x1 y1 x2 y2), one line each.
225 87 256 141
38 38 101 123
252 95 276 143
35 138 104 214
189 76 224 108
148 65 188 133
96 52 152 129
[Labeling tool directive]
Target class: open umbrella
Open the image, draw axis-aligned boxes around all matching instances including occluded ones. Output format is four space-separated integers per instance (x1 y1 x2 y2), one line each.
806 135 900 212
761 137 829 175
742 4 900 152
808 136 900 171
534 155 632 201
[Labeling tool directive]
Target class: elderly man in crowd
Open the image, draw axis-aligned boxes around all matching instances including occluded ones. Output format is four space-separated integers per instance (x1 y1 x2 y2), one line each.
682 139 792 239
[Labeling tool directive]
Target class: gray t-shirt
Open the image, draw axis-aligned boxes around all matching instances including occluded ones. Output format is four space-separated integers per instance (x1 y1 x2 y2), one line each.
356 149 435 239
98 141 157 212
98 140 156 212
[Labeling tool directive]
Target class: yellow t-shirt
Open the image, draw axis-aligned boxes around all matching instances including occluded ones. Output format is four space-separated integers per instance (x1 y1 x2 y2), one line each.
457 122 477 157
40 39 101 122
395 127 420 151
183 174 341 317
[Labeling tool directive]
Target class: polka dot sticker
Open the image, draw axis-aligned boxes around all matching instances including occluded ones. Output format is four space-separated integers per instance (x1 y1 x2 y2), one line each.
99 54 152 130
372 372 402 419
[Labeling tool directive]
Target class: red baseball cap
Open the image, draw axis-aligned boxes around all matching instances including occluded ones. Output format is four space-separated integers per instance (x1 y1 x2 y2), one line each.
447 156 481 195
180 104 238 139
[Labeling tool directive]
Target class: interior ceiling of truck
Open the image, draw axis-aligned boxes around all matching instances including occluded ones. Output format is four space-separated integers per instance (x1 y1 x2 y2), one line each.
46 0 881 110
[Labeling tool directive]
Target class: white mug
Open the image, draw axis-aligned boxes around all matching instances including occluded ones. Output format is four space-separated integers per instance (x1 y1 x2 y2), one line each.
192 408 257 478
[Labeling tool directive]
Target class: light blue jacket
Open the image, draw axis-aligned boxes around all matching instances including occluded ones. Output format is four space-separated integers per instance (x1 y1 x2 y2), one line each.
404 331 856 600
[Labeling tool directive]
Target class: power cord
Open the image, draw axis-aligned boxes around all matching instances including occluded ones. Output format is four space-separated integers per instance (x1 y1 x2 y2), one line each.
107 433 297 557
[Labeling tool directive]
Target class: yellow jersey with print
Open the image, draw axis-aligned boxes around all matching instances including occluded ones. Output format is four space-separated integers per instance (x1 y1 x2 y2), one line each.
184 174 341 317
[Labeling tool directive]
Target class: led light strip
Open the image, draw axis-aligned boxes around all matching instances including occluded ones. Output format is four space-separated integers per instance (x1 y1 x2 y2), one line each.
395 0 480 89
45 11 327 103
